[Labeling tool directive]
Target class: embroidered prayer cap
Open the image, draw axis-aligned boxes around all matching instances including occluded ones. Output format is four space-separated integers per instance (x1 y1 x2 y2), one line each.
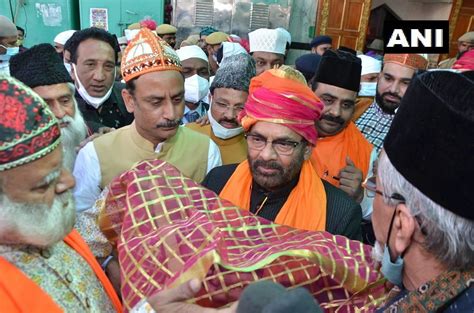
358 55 382 76
249 28 287 55
458 31 474 44
210 53 256 93
216 42 248 64
121 28 182 83
314 49 362 92
0 75 61 171
205 32 229 45
295 53 322 83
53 30 77 46
276 27 292 45
156 24 177 35
239 66 323 145
310 35 332 48
384 70 474 221
383 53 428 71
10 43 73 88
0 15 19 37
176 45 208 63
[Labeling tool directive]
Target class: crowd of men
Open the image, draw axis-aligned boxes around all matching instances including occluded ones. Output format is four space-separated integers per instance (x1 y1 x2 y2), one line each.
0 13 473 312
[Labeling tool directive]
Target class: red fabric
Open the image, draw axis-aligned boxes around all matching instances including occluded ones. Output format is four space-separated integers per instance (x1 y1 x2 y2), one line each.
453 50 474 71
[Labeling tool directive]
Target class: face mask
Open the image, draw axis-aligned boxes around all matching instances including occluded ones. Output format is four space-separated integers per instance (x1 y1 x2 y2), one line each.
0 46 19 61
359 82 377 97
72 63 114 109
381 245 404 286
184 74 209 104
208 106 244 139
64 63 72 75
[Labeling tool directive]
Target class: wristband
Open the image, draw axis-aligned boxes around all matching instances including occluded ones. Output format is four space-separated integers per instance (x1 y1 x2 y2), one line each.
101 255 114 270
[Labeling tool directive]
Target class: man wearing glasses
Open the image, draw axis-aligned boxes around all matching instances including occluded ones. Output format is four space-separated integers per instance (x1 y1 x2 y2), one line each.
203 66 362 240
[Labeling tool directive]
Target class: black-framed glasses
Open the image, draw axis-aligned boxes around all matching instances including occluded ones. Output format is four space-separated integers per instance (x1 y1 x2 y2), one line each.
362 176 405 202
244 133 304 156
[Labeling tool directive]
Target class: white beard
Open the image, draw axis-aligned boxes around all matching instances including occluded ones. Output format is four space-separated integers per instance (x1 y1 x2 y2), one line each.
59 100 88 171
0 191 76 248
372 240 384 263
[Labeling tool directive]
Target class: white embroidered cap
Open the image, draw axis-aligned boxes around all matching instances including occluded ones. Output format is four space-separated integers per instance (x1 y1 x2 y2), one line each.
358 55 382 76
249 28 287 55
176 45 208 63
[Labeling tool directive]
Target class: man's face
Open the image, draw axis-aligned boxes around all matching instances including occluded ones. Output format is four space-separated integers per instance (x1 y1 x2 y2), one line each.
17 30 24 41
123 70 185 144
0 147 76 247
33 83 75 122
72 39 116 97
375 63 415 114
162 34 176 49
247 121 310 191
361 73 379 83
0 35 18 55
198 36 208 50
314 82 357 137
458 40 474 54
252 51 285 76
312 43 332 55
210 88 248 129
181 58 210 80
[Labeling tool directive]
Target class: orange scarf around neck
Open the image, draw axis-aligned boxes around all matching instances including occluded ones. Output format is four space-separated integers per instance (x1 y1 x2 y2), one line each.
311 122 373 187
0 230 122 313
220 160 327 231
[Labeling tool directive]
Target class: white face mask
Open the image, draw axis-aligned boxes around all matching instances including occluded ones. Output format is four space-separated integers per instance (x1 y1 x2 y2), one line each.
64 63 72 75
72 63 115 109
208 106 244 139
0 46 19 61
184 74 210 104
359 82 377 97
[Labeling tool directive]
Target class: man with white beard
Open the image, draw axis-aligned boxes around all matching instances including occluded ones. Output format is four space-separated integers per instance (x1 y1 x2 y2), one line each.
9 43 88 171
0 75 121 312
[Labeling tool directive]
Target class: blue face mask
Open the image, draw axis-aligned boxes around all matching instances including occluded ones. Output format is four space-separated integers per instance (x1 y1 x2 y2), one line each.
381 244 404 286
359 82 377 97
0 46 19 61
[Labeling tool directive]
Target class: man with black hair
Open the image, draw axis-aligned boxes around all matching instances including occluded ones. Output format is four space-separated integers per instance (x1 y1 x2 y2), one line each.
67 27 133 132
15 26 27 52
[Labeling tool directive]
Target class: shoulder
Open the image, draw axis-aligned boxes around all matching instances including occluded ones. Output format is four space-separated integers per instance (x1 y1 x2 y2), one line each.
202 163 239 193
93 125 130 146
186 123 211 136
180 126 212 142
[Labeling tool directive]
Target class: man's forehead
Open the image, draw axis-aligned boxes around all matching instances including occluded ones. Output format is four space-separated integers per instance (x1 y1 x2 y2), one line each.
315 81 357 101
382 63 415 79
77 39 115 60
251 121 301 139
253 51 283 62
181 58 208 69
33 83 72 98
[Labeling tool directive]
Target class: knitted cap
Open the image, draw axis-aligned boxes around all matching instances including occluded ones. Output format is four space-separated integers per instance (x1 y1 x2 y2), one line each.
0 75 61 171
210 53 256 93
249 28 287 55
121 28 182 82
10 43 73 88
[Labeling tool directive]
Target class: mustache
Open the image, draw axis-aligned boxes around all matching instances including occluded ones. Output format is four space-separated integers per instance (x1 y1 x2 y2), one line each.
252 159 283 174
156 119 181 128
381 92 402 102
321 114 345 125
218 118 239 126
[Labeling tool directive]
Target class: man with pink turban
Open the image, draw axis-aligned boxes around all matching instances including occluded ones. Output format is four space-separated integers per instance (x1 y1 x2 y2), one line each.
202 66 362 239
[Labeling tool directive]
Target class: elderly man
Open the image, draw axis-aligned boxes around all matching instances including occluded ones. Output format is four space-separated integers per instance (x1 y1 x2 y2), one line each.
67 27 134 132
188 53 256 165
176 45 211 123
438 31 474 69
203 66 362 239
0 16 19 75
0 75 121 312
9 43 88 171
249 28 287 76
353 54 382 121
310 35 332 55
73 28 221 213
356 54 427 152
156 24 178 49
310 50 374 219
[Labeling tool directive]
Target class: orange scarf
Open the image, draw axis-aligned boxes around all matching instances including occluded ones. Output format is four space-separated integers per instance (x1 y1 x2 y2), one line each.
0 230 122 313
311 122 373 187
352 97 374 121
220 160 326 231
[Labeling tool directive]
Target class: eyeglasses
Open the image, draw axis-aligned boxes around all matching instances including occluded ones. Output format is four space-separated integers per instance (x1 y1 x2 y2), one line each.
245 133 304 156
213 102 244 114
362 176 405 202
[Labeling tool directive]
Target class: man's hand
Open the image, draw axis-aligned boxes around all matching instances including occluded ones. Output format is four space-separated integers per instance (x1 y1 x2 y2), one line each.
147 279 238 313
76 127 116 152
196 113 210 126
339 156 364 203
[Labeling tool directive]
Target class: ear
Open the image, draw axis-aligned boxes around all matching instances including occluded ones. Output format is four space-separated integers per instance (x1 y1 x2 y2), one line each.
122 89 135 114
393 204 416 256
303 144 313 161
70 64 77 82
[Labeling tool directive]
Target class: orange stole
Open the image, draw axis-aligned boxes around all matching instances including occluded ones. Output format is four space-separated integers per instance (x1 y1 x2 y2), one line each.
352 97 374 121
0 230 122 313
311 122 373 187
219 160 327 231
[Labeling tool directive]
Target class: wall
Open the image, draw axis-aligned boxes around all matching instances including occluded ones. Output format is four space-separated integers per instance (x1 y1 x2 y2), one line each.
371 0 452 20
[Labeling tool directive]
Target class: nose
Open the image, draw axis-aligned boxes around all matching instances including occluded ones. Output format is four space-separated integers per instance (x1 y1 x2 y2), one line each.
50 101 66 120
223 106 235 120
387 81 401 95
55 168 75 195
327 102 342 117
258 141 278 161
92 67 106 82
161 99 179 121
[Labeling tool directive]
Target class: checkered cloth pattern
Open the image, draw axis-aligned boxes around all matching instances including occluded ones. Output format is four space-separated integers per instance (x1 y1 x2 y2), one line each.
355 101 395 152
99 159 387 312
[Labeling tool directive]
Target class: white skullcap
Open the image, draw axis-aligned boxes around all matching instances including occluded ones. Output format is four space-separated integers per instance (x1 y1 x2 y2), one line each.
221 42 247 64
176 45 208 63
124 29 140 42
276 27 291 45
249 28 287 55
53 30 77 45
0 15 17 37
358 55 382 76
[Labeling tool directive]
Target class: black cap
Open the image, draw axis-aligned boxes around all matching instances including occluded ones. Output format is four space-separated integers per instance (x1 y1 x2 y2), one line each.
384 70 474 221
310 35 332 48
10 43 73 89
295 53 322 82
314 49 361 92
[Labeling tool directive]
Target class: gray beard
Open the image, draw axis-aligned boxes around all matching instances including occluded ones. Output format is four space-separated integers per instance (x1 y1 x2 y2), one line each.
59 103 88 171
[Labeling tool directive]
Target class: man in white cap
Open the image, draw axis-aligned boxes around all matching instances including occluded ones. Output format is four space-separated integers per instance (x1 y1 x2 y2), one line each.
353 55 382 121
0 15 20 75
176 45 211 123
276 27 292 58
438 31 474 69
53 30 77 55
249 28 287 76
